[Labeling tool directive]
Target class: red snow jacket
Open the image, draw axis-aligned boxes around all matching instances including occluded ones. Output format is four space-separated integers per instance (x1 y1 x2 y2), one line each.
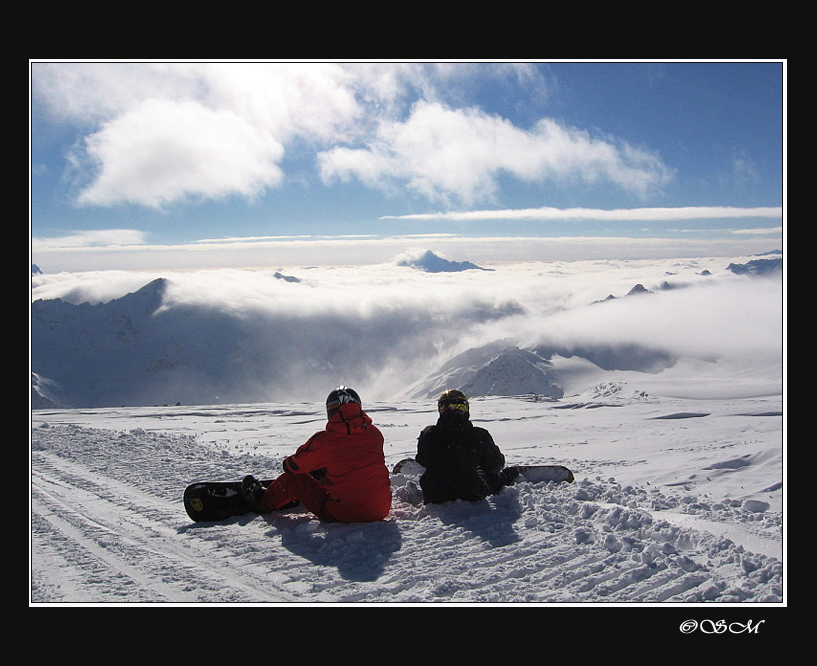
282 403 391 522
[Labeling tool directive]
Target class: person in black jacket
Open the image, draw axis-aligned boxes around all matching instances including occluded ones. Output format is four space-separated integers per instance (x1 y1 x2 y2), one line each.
416 389 515 504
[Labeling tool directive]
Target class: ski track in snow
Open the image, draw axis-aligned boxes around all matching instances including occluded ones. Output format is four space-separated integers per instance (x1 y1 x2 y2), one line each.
30 419 783 605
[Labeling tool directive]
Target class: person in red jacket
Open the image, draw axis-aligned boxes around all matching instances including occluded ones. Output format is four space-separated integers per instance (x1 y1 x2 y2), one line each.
242 387 391 523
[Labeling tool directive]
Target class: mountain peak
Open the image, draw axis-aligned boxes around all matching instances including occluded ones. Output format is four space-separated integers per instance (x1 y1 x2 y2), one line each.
119 277 169 316
395 250 489 273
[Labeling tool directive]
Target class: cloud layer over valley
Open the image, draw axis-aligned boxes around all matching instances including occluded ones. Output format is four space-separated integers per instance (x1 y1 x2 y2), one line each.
31 252 783 409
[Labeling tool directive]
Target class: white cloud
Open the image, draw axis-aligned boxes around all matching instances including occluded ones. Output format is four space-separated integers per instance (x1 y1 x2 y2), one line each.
319 101 674 206
732 226 783 235
33 63 673 210
518 276 783 360
33 63 371 209
32 229 148 250
75 98 286 207
382 205 784 222
30 230 783 274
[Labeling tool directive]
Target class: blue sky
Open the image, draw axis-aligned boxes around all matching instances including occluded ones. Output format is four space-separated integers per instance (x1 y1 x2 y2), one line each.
30 61 784 271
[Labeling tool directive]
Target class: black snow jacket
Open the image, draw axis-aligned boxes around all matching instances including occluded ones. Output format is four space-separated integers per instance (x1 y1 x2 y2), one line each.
415 410 506 504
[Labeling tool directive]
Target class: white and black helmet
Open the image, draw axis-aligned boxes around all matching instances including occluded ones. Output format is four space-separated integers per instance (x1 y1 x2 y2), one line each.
326 386 362 418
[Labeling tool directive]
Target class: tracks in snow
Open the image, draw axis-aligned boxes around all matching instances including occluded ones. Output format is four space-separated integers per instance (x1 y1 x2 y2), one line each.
31 451 296 603
31 424 783 604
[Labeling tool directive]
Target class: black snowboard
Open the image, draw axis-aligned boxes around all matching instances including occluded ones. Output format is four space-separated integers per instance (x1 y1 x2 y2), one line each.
391 457 575 484
184 478 274 522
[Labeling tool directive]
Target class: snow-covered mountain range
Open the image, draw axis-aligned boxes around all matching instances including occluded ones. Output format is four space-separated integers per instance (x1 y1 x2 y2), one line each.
30 251 782 410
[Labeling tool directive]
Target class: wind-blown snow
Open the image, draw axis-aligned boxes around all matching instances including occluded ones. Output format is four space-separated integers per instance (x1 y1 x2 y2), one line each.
30 252 784 606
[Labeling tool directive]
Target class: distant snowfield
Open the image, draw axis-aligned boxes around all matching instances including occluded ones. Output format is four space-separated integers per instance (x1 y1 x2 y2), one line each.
30 253 784 605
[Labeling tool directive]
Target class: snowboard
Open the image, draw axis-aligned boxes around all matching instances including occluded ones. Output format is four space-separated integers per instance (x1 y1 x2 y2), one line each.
184 478 274 522
185 459 575 522
391 457 575 484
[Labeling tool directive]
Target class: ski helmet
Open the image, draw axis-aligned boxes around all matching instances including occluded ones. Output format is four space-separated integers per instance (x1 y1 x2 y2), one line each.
437 389 469 416
326 386 362 418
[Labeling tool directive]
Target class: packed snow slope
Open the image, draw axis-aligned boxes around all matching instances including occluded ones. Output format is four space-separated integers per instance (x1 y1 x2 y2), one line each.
31 385 783 604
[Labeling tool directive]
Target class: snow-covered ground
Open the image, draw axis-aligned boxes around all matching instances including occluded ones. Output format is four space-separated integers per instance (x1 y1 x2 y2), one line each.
31 382 783 605
30 253 784 606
